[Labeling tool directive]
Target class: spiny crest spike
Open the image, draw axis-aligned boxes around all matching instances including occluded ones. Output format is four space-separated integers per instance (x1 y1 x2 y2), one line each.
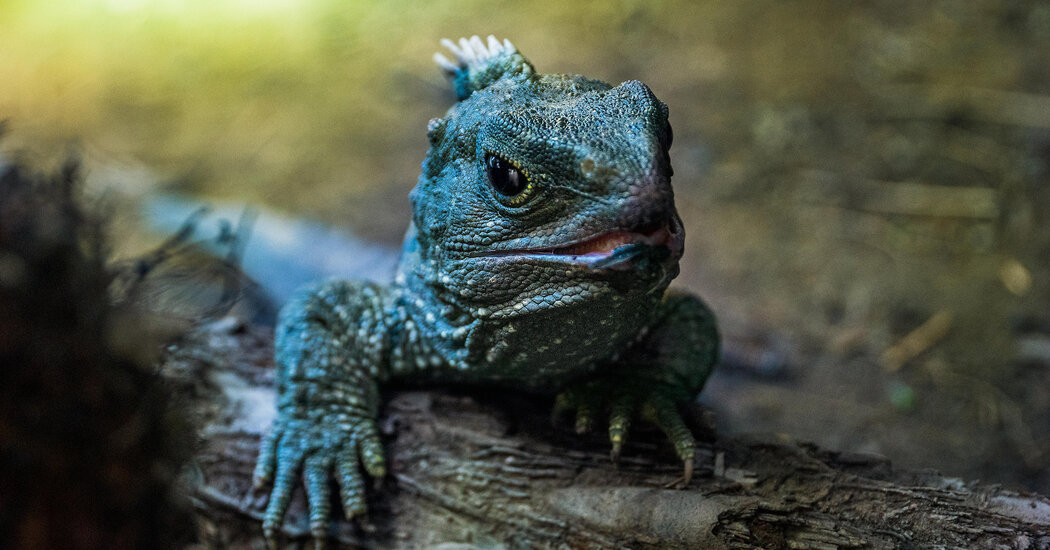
433 35 534 100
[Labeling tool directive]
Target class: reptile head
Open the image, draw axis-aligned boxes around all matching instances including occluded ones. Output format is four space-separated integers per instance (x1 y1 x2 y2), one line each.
408 36 682 323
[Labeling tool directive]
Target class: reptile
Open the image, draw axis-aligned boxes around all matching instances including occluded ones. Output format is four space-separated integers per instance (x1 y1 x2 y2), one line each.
253 35 720 544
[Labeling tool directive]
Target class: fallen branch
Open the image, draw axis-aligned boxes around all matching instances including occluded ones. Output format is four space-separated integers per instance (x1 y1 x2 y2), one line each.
168 319 1050 549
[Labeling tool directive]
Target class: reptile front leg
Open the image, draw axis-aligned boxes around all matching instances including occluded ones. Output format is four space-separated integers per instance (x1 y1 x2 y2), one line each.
253 280 392 545
554 292 719 483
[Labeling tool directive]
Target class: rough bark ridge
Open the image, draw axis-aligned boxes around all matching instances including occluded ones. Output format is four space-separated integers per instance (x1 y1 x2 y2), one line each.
170 320 1050 549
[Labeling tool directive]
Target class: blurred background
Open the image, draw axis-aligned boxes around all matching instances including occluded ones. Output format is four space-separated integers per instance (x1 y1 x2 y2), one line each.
2 0 1048 493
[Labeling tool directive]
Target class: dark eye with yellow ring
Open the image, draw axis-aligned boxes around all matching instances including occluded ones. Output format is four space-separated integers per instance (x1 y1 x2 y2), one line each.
485 153 531 204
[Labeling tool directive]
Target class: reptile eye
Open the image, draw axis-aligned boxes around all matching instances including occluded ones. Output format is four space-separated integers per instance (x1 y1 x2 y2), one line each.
661 121 673 150
485 153 531 204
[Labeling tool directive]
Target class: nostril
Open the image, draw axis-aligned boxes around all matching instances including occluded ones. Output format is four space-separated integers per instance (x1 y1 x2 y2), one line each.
631 217 666 237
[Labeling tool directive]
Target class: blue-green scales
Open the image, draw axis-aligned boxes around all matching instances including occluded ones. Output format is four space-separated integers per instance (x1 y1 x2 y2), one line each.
254 35 720 544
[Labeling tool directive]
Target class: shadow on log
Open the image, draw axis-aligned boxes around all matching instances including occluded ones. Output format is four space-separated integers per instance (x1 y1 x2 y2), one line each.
169 319 1050 549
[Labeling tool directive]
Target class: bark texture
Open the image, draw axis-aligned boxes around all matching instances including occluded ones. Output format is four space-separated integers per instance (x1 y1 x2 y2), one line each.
170 320 1050 549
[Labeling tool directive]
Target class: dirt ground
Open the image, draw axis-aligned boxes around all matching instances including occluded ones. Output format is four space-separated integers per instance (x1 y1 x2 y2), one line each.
2 1 1048 494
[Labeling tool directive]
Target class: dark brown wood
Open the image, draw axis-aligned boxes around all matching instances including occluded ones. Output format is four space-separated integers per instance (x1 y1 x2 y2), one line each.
169 319 1050 549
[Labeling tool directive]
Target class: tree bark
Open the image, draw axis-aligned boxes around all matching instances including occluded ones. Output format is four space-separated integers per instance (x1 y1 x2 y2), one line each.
169 319 1050 549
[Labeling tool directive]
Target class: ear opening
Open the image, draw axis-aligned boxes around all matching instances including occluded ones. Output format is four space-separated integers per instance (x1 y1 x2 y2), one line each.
433 35 535 100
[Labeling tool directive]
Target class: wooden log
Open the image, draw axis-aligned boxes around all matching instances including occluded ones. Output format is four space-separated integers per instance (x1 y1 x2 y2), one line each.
168 319 1050 549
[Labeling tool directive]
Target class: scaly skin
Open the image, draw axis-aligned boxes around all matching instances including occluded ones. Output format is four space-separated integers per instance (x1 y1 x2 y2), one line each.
253 35 720 546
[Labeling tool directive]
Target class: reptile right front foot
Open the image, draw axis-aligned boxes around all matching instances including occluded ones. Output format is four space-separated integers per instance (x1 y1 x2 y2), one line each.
254 407 385 545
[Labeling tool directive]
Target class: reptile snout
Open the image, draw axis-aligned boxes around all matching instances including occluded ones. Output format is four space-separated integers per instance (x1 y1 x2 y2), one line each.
619 163 675 224
615 165 684 262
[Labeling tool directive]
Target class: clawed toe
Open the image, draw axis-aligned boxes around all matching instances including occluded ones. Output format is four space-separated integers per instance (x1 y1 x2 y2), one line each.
661 458 694 489
609 440 623 464
553 380 698 489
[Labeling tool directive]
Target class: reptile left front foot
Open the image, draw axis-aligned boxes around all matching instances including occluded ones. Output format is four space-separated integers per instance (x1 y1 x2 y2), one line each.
553 373 699 485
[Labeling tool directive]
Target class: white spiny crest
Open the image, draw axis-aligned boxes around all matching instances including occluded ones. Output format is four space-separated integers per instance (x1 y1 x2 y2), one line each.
433 34 517 74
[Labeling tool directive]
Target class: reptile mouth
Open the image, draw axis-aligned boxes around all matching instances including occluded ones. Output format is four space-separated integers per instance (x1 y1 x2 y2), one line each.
550 226 670 256
480 218 684 269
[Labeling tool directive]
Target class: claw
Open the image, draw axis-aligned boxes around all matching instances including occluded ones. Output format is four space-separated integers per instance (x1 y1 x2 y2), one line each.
357 516 378 534
305 453 334 541
575 412 594 434
574 393 599 434
254 428 280 487
552 392 573 424
342 497 367 522
335 448 368 522
263 445 305 542
556 377 701 489
357 425 387 480
662 458 694 489
608 395 633 463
